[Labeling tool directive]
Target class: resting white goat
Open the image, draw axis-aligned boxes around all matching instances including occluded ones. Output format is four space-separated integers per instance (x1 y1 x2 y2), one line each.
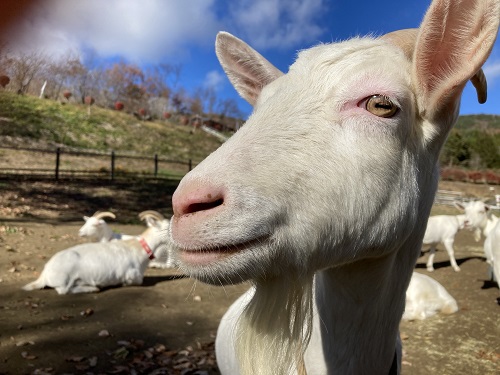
138 210 176 269
22 216 169 294
457 200 500 287
78 211 136 242
422 214 467 272
403 272 458 321
169 1 499 374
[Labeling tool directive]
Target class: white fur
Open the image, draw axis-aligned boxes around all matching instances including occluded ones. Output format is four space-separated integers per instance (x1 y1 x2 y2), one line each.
216 272 458 373
403 272 458 320
170 1 499 374
457 200 500 285
79 213 136 242
144 219 176 269
138 210 176 269
422 214 467 272
22 217 169 294
79 211 175 269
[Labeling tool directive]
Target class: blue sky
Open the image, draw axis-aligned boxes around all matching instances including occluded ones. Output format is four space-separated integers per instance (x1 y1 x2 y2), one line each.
5 0 500 119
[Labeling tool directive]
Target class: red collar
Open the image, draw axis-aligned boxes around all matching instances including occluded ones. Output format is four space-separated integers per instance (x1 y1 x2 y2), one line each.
139 237 155 260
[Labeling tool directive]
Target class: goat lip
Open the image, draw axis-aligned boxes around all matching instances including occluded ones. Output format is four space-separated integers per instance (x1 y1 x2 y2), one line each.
178 238 264 265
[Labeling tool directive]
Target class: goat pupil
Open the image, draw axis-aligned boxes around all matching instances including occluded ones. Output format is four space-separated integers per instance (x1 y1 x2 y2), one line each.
376 101 391 109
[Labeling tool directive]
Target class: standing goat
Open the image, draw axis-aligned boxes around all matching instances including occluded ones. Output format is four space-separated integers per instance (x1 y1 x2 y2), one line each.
169 0 499 374
457 200 500 289
22 216 169 294
422 213 467 272
78 211 136 242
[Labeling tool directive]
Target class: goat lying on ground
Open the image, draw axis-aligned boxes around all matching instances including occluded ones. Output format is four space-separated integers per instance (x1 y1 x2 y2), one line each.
402 272 458 320
22 216 169 294
169 0 499 374
78 211 136 242
138 210 176 269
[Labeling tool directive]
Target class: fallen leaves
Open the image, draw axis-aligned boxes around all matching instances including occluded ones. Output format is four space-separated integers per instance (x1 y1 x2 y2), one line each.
476 349 500 362
16 340 35 347
80 307 94 317
21 351 37 360
98 329 111 337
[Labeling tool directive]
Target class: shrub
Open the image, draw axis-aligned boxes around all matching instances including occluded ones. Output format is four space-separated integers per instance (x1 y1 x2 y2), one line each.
467 170 483 183
0 75 10 88
485 171 500 185
85 96 95 105
440 167 468 182
114 101 124 111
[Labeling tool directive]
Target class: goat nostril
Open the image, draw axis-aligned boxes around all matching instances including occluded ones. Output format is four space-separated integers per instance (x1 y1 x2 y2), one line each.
185 198 224 215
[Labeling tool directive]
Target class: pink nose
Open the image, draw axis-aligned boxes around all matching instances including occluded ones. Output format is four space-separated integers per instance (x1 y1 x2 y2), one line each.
172 182 225 218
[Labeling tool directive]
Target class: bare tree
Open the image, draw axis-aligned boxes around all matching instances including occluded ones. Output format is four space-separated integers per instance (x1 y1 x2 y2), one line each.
193 86 217 115
6 50 47 94
102 61 148 112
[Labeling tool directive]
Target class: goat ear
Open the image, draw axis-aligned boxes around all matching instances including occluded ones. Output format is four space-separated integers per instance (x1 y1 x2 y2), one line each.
145 216 158 228
413 0 500 123
215 32 284 106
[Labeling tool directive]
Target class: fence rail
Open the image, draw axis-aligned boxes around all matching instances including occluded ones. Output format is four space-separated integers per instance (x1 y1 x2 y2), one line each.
0 145 194 181
434 190 466 206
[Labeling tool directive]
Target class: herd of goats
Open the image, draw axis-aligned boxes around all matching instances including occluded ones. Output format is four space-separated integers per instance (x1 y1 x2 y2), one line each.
22 210 175 294
21 199 500 313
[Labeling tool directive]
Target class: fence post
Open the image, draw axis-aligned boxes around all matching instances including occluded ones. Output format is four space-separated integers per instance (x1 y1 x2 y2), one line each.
111 150 115 181
55 147 61 181
188 159 192 171
154 154 158 177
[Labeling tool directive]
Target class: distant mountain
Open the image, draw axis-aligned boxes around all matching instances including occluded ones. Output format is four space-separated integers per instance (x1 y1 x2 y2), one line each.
455 114 500 131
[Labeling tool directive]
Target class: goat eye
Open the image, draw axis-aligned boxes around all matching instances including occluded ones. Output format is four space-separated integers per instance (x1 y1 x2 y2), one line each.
365 95 398 118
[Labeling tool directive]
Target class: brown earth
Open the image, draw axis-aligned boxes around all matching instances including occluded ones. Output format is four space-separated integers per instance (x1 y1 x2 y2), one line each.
0 178 499 375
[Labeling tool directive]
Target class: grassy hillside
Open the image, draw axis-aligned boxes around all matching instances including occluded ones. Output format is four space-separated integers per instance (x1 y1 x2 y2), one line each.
455 114 500 130
0 91 224 164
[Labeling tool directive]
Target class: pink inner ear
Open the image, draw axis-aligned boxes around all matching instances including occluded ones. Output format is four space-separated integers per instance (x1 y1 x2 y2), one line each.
414 0 499 116
216 32 283 106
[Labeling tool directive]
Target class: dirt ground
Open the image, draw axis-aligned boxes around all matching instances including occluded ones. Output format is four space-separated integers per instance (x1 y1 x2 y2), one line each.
0 179 499 374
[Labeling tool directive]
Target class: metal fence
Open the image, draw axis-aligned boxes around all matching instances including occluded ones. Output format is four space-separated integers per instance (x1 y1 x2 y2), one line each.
434 190 466 206
0 146 194 181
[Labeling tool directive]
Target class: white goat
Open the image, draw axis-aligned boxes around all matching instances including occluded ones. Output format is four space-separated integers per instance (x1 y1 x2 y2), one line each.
169 1 499 374
403 272 458 321
78 211 136 242
22 216 169 294
422 213 467 272
457 200 500 286
138 210 176 269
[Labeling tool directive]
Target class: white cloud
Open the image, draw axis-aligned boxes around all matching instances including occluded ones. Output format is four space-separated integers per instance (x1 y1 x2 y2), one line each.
2 0 328 64
226 0 327 50
4 0 221 63
484 61 500 84
203 70 225 91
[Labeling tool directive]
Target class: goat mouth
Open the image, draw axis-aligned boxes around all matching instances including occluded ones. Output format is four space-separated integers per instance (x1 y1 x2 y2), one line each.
178 238 265 266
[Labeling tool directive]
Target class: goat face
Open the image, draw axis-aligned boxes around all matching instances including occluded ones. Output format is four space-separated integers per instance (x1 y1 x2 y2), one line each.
457 201 492 231
171 38 428 284
171 1 499 285
78 216 105 239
